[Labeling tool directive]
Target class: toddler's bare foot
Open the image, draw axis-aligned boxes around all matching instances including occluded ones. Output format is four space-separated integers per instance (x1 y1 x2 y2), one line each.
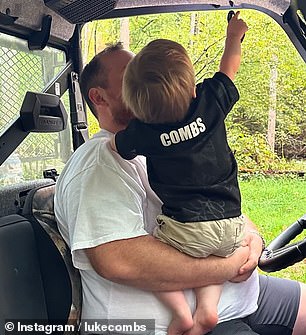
184 308 218 335
167 312 193 335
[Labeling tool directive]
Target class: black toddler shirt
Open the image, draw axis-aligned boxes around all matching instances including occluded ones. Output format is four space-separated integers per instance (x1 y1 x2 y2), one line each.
115 72 241 222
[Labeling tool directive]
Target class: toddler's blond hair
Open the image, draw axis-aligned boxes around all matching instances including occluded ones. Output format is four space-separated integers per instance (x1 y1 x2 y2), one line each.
122 39 195 123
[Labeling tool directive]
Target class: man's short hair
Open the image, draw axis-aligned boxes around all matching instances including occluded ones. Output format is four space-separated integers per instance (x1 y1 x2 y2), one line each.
80 42 124 118
122 39 195 124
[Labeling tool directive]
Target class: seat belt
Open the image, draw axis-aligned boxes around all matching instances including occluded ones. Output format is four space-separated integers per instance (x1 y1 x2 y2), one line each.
70 71 89 150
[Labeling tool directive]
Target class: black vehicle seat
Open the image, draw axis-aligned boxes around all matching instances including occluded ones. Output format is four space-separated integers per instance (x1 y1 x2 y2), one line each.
0 182 82 333
0 213 71 326
22 183 82 328
0 179 55 218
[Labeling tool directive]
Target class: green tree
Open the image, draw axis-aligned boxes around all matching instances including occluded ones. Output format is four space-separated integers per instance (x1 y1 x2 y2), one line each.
82 10 306 170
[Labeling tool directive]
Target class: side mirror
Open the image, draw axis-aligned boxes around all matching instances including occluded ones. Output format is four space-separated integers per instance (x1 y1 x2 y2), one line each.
20 92 67 132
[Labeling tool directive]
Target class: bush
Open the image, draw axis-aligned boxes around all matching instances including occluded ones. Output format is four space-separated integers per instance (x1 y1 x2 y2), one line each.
228 129 306 172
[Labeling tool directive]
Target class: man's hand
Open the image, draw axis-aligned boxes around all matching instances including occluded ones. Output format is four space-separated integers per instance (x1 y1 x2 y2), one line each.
227 243 250 272
231 229 264 282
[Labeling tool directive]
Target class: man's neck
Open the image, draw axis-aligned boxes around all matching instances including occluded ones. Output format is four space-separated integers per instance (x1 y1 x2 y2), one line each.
99 120 127 134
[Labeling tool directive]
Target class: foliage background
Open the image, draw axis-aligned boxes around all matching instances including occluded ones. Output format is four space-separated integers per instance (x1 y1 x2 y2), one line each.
240 175 306 281
81 10 306 173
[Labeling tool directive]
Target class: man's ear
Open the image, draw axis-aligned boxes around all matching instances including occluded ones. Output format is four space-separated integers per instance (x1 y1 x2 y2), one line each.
88 87 108 107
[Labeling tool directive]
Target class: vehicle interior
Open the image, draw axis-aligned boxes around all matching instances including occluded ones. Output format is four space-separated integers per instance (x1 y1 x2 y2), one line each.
0 0 305 332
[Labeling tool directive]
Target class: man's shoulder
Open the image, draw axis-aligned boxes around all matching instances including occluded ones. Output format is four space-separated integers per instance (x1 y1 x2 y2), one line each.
56 134 111 185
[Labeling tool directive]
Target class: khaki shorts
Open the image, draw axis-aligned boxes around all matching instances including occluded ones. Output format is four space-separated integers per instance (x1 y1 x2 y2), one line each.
154 214 246 258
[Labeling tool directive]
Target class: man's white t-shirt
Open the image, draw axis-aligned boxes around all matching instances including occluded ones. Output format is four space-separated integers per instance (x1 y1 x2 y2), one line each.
54 129 259 334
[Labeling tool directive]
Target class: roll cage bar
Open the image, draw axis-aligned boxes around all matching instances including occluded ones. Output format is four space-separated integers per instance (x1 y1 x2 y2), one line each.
43 0 306 61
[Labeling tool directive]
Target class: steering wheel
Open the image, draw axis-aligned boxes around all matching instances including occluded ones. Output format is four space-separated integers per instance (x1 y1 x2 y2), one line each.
258 214 306 272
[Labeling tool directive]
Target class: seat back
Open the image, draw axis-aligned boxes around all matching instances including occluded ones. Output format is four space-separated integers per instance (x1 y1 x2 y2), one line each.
22 183 82 328
0 214 71 324
0 179 55 218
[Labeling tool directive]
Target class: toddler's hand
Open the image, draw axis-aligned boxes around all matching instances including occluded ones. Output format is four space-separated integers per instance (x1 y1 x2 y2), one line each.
227 11 248 41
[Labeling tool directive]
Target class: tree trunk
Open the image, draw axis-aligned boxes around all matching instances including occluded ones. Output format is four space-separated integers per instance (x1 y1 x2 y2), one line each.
82 24 90 64
120 18 130 49
267 54 278 152
189 13 198 47
93 21 98 55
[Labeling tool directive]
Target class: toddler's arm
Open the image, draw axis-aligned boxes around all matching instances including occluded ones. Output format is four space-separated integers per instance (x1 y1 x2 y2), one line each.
219 11 248 80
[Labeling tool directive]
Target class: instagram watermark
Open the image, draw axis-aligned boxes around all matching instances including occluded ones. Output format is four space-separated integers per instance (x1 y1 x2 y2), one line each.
3 319 155 334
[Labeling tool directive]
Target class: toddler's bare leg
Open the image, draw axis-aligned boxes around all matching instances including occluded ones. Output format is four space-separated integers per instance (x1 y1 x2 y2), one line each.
185 284 221 335
155 290 193 335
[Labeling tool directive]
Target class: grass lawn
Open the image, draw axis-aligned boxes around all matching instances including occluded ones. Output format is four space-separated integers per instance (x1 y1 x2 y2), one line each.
239 175 306 282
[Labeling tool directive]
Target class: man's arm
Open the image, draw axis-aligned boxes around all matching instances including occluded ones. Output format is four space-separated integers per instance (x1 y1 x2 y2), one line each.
85 234 250 291
219 11 248 80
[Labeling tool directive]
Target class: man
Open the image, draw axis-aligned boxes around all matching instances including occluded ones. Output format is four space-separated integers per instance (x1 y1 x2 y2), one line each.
54 43 306 335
